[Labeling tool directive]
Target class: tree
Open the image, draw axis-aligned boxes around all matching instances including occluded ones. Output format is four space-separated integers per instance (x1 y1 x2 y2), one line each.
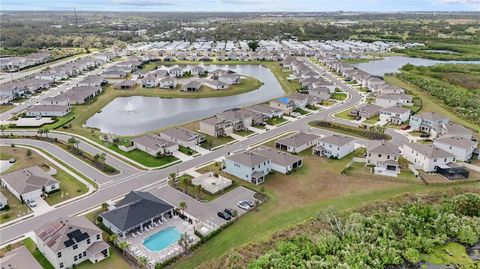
108 234 118 245
178 233 190 253
195 184 202 199
37 129 44 137
67 137 79 149
26 149 32 158
101 202 109 211
180 176 190 194
138 256 149 269
44 129 49 138
168 172 177 187
0 125 6 136
248 40 259 51
117 240 129 255
179 201 187 216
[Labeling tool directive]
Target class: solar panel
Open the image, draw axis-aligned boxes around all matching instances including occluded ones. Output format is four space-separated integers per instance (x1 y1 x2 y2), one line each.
67 229 82 239
64 239 75 247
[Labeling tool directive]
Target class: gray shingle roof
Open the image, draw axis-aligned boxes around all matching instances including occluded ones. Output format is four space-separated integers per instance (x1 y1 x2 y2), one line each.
405 143 455 159
318 134 355 147
434 136 477 150
226 151 270 167
0 246 43 269
100 191 174 232
276 132 320 148
1 166 58 196
368 140 400 156
252 146 303 167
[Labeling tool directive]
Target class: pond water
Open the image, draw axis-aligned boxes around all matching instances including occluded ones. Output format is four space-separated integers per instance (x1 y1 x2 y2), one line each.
85 64 284 136
353 56 480 76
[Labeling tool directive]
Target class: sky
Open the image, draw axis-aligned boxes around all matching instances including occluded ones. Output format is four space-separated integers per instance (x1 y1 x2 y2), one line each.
1 0 479 12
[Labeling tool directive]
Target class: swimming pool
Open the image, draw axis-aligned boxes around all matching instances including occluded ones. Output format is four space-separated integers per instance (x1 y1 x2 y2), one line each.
143 227 182 252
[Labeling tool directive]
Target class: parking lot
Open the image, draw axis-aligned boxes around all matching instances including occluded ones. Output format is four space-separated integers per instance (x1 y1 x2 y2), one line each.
151 185 256 225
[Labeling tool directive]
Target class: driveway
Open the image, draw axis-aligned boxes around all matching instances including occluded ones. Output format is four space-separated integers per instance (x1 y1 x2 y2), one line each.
150 185 256 226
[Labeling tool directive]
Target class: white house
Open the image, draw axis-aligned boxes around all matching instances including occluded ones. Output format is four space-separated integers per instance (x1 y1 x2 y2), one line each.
218 73 240 85
34 217 109 269
375 93 413 108
366 140 401 176
159 77 177 89
252 146 303 174
131 134 178 156
433 136 478 162
379 106 411 125
313 135 355 159
224 151 271 184
0 166 59 202
0 192 7 209
401 143 456 172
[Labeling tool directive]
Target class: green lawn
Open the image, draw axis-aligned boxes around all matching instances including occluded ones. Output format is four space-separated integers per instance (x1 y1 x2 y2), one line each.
421 242 475 267
43 114 76 130
45 167 89 205
107 144 179 168
0 105 14 114
76 246 131 269
0 188 31 224
334 109 355 120
178 145 198 156
364 115 380 124
22 238 55 269
266 117 287 126
233 129 255 137
332 92 348 101
293 108 309 115
201 134 235 150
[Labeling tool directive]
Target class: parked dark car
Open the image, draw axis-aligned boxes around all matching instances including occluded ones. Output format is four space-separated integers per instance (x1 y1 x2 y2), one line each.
217 211 231 220
224 208 235 217
245 200 255 208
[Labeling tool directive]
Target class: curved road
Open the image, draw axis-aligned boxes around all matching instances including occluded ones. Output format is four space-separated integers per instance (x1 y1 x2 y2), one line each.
0 58 408 245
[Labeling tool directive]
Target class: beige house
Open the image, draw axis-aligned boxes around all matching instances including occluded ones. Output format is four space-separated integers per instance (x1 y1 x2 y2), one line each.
35 217 109 269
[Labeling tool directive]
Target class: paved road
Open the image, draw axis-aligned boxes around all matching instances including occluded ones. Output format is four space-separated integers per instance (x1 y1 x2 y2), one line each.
0 59 117 121
0 59 369 244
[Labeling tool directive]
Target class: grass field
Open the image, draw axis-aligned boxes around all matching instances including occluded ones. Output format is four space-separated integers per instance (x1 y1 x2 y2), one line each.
332 92 348 101
107 144 179 168
265 117 287 126
171 144 477 269
22 238 55 269
233 129 255 137
0 105 14 114
385 76 480 132
0 146 87 221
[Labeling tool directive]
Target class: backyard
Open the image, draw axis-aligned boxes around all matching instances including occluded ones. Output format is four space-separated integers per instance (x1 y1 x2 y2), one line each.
170 141 473 269
107 144 180 168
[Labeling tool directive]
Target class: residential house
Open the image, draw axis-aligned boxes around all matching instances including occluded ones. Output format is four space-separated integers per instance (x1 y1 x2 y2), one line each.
101 191 174 237
433 136 478 162
375 93 413 108
114 80 137 90
0 246 43 269
76 75 106 87
218 73 240 85
169 67 185 77
199 117 233 137
204 80 229 90
217 109 253 131
401 143 456 172
182 81 202 91
252 146 303 174
366 140 401 176
275 132 320 153
313 135 355 159
410 112 449 134
309 86 331 101
35 217 109 269
431 122 474 140
159 77 177 89
41 95 71 107
131 134 178 156
246 105 284 119
0 166 59 202
62 86 102 104
351 104 382 119
191 66 205 76
26 104 71 117
160 127 205 148
101 70 127 79
141 74 159 88
269 98 296 114
379 106 411 125
224 151 271 184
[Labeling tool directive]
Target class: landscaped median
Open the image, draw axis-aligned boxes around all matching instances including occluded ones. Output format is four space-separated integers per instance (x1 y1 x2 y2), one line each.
309 120 392 140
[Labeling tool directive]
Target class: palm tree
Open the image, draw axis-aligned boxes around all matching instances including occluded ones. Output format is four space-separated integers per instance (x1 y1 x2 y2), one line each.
0 125 6 136
138 256 149 269
168 172 177 187
179 201 187 216
44 129 49 138
108 234 118 245
180 176 189 194
178 233 190 253
117 241 129 255
67 137 80 149
195 184 202 199
101 202 109 211
37 129 44 137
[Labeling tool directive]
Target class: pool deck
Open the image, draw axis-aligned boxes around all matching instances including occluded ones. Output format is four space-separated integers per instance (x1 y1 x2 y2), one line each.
125 216 198 266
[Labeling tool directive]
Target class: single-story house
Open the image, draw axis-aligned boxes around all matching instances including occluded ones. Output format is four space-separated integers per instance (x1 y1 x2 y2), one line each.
1 166 60 202
131 134 178 156
26 104 71 117
182 81 202 92
159 127 205 148
275 132 320 153
114 80 137 90
351 104 382 119
375 93 413 108
101 191 175 237
159 77 177 89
